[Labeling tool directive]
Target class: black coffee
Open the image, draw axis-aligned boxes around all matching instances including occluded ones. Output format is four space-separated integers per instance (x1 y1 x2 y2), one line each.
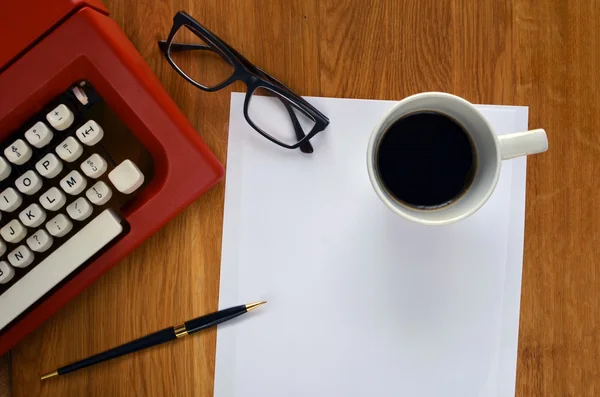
376 111 476 209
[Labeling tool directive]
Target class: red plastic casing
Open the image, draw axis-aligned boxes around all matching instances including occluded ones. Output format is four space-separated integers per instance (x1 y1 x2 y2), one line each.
0 1 224 354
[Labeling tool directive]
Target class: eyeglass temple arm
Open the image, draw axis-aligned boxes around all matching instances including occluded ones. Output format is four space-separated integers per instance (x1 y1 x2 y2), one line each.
280 99 313 153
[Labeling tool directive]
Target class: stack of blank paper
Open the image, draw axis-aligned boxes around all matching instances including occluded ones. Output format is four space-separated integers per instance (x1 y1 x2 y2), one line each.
215 93 528 397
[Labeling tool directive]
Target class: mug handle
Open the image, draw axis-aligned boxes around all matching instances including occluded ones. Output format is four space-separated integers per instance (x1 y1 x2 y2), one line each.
498 129 548 160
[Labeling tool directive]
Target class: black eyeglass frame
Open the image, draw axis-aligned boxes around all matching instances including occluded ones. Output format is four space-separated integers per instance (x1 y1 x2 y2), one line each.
158 11 330 153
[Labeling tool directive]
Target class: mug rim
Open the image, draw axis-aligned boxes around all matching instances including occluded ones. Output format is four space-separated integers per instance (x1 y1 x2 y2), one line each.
366 92 502 225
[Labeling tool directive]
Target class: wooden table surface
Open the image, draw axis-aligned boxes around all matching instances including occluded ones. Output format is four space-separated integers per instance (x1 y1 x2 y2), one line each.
5 0 599 396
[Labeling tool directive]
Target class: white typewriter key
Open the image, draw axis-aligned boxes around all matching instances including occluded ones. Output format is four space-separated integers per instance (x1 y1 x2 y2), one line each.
56 136 83 162
36 153 63 178
66 197 93 221
86 181 112 206
4 139 32 165
26 229 53 253
19 203 46 228
46 214 73 238
8 245 34 268
0 239 6 257
15 170 43 195
0 157 11 181
1 219 27 244
46 104 74 131
81 153 107 178
108 160 144 194
0 261 15 284
39 187 66 211
60 170 87 195
25 121 53 148
0 187 22 212
76 120 104 146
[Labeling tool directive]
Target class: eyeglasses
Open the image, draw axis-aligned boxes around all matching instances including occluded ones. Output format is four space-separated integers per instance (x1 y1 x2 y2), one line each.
158 11 330 153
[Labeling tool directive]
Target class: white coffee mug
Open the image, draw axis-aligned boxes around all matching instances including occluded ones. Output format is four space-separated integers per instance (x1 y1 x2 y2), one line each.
367 92 548 225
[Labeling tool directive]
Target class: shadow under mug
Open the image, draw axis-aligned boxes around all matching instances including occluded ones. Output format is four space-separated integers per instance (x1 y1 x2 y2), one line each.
367 92 548 226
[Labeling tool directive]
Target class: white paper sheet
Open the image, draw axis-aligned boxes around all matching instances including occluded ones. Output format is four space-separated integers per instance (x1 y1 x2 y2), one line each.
215 93 528 397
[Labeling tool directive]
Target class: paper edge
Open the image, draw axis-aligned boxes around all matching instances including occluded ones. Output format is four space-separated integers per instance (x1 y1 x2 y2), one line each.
214 94 245 397
230 91 529 113
497 107 528 397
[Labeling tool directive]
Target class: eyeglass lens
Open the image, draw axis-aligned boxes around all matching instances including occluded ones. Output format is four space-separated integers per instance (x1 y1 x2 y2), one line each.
169 25 235 89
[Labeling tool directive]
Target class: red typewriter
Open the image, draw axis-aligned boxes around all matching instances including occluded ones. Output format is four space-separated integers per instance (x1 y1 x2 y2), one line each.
0 0 223 354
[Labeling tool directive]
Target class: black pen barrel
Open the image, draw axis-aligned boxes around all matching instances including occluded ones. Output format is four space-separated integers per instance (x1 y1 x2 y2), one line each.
58 327 176 376
185 305 247 334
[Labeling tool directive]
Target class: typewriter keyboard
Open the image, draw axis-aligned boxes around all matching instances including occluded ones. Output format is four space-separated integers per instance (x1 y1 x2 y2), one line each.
0 81 153 331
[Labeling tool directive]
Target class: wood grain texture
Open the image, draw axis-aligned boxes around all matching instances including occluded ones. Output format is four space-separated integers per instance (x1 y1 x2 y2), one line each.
0 354 9 397
6 0 599 396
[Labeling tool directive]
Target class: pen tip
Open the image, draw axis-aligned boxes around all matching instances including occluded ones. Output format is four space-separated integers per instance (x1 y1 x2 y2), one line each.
245 301 267 312
40 370 59 381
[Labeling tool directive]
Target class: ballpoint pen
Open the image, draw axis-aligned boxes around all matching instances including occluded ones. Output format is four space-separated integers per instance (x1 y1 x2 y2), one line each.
41 301 266 380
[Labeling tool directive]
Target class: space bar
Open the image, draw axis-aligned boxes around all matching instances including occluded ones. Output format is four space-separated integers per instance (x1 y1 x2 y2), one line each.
0 209 123 332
